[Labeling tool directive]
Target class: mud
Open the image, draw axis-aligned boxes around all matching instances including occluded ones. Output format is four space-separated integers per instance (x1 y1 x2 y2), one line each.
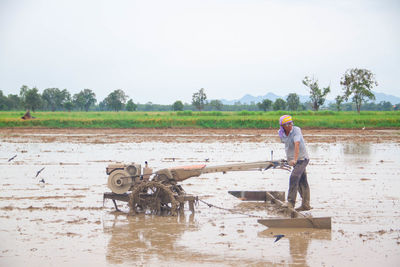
0 128 399 266
1 127 399 144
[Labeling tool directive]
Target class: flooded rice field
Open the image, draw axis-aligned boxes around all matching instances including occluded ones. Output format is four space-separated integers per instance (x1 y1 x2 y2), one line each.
0 128 399 266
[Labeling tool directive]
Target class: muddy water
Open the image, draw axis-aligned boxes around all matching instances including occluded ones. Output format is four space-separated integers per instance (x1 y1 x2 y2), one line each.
0 129 399 266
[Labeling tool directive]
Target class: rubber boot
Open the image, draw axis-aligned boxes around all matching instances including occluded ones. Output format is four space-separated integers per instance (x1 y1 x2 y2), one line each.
295 203 312 211
296 187 312 211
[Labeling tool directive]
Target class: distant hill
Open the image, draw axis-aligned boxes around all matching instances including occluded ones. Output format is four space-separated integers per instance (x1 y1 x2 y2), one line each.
372 91 400 104
220 92 311 105
219 91 400 105
220 92 281 105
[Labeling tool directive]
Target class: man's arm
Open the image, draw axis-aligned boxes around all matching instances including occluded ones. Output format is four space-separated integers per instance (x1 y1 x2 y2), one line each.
289 141 300 166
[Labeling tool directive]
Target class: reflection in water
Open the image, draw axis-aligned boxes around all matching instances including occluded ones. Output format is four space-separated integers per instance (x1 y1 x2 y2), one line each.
258 228 331 267
307 143 372 157
307 143 330 155
104 212 197 265
343 143 371 155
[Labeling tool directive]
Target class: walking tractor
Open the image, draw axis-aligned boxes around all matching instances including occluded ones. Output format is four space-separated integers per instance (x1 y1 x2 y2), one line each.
104 160 331 229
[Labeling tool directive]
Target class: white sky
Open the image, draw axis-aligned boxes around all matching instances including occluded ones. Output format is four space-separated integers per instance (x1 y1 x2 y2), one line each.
0 0 399 104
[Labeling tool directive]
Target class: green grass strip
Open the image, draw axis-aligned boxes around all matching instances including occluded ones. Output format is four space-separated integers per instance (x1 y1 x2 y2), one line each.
0 111 399 128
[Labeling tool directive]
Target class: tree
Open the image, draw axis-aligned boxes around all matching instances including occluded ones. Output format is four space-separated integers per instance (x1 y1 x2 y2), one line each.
273 98 286 110
209 99 223 111
192 88 207 111
73 89 96 111
340 68 378 114
0 92 21 110
19 85 29 101
257 99 272 111
143 102 154 111
6 94 21 110
73 92 85 111
64 101 74 112
0 90 8 110
60 89 70 109
126 99 137 111
298 103 307 111
98 100 107 111
42 88 69 111
377 101 392 111
104 89 128 111
335 95 344 111
172 100 184 111
302 76 330 111
61 90 72 111
23 87 42 111
286 93 300 111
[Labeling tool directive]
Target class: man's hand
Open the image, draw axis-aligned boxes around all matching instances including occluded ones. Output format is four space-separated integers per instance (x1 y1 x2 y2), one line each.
289 160 296 166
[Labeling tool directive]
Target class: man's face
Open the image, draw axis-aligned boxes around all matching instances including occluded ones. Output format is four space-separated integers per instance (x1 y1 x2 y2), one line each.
282 122 293 132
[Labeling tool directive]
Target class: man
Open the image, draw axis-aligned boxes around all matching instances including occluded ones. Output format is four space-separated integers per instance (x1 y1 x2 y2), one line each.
278 115 311 211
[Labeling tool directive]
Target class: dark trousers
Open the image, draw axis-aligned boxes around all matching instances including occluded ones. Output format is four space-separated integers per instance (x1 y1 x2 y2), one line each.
287 159 310 206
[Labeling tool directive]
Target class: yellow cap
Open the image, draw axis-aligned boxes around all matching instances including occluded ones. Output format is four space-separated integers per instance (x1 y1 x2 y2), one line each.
280 115 292 125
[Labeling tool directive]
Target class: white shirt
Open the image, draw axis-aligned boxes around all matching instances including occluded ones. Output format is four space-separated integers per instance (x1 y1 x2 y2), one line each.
279 126 309 161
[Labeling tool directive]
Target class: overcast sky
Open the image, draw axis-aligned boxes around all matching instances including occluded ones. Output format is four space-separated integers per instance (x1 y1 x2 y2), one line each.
0 0 399 104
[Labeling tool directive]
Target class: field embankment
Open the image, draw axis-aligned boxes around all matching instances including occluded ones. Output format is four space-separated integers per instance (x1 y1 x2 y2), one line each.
0 110 399 128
